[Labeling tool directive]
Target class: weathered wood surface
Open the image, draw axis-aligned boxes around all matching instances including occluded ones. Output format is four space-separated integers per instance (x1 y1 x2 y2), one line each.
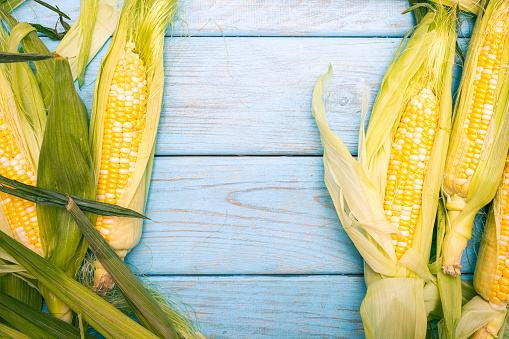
14 0 474 37
152 275 367 339
127 156 481 275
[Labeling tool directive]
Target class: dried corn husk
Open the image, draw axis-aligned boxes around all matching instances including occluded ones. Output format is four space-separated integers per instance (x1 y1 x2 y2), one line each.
311 5 456 338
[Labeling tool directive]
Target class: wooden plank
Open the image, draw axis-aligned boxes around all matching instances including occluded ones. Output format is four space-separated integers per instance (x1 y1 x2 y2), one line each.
49 37 466 156
13 0 474 38
126 156 480 275
145 275 367 339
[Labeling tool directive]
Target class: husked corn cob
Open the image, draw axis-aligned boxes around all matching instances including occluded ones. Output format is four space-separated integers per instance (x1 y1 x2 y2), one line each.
95 43 147 239
488 158 509 305
0 86 41 255
442 0 509 276
475 155 509 306
384 88 438 259
445 9 509 197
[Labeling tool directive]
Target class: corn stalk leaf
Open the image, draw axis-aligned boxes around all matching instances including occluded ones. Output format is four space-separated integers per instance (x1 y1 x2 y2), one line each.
0 290 93 339
0 228 159 339
0 11 57 108
0 0 25 12
0 322 30 339
67 198 180 339
0 51 54 63
29 23 66 41
0 174 147 219
0 273 41 310
32 0 71 19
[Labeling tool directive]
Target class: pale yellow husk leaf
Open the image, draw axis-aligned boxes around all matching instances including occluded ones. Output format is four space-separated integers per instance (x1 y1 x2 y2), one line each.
312 5 456 339
55 0 120 82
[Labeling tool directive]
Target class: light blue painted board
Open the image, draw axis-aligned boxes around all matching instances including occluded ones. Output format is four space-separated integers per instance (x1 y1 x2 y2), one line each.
126 156 481 275
43 37 467 156
13 0 474 38
144 275 367 339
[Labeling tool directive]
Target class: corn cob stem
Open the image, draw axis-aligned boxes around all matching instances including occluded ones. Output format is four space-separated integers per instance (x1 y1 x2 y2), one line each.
470 310 507 339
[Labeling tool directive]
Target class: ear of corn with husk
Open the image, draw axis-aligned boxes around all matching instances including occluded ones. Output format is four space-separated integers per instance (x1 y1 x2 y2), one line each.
89 0 176 290
55 0 121 86
311 5 456 338
442 0 509 277
36 57 96 322
452 152 509 338
0 18 51 312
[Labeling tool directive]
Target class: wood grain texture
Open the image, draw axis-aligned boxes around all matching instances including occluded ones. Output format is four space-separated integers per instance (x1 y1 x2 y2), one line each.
13 0 474 37
44 37 466 156
147 275 367 339
126 156 481 275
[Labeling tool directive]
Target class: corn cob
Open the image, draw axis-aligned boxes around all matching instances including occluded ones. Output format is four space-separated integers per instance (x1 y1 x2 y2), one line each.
384 88 439 260
0 23 47 255
442 0 509 276
0 93 40 254
475 155 509 306
312 4 456 338
89 0 176 290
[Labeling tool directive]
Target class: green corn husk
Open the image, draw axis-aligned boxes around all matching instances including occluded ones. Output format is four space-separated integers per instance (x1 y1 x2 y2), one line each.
0 322 30 339
55 0 120 86
311 5 456 339
441 0 509 276
0 164 202 338
89 0 176 290
0 224 161 339
1 0 26 12
0 10 57 108
0 290 94 339
68 198 204 339
36 57 96 322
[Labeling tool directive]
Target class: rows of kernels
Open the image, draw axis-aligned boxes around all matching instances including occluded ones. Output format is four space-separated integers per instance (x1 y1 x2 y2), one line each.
384 88 439 260
490 157 509 305
451 12 509 195
0 117 40 251
95 43 147 240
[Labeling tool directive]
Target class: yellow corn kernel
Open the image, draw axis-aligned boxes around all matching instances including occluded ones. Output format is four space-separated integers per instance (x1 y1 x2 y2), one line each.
385 88 439 259
0 116 40 252
95 43 147 239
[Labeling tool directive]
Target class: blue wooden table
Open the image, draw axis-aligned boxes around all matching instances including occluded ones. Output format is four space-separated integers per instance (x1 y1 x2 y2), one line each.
13 1 479 337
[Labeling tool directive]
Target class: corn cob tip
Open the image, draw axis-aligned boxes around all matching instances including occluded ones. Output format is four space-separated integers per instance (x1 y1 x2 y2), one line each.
442 229 467 276
42 286 73 323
